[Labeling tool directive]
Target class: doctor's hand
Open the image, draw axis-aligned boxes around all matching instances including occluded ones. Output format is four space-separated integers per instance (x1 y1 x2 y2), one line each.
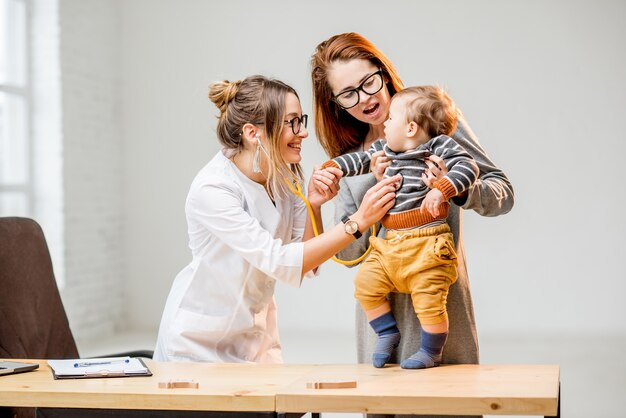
308 165 342 208
351 174 400 229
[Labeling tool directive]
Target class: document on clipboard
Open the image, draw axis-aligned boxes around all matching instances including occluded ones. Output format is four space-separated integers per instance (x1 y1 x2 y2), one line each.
47 356 152 379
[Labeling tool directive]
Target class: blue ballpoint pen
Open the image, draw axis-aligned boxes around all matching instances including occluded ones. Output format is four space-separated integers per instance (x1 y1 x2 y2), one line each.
74 358 130 368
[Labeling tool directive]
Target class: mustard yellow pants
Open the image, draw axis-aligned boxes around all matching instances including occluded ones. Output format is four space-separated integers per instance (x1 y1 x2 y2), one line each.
354 223 458 325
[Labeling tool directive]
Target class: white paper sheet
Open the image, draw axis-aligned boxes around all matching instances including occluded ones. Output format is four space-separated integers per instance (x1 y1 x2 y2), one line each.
48 356 148 377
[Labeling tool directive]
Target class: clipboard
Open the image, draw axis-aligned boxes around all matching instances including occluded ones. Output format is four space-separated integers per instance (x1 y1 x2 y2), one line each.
47 357 152 379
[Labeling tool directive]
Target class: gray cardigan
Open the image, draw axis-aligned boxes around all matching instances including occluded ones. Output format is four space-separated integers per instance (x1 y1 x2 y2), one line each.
333 114 514 418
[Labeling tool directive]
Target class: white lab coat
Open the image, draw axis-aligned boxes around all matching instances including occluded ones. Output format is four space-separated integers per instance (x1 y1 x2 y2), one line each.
154 150 311 363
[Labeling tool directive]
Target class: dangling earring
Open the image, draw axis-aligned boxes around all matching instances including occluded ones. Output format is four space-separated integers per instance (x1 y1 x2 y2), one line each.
252 134 262 173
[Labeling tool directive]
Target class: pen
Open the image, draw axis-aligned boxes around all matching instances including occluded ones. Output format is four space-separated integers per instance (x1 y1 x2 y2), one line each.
74 358 130 368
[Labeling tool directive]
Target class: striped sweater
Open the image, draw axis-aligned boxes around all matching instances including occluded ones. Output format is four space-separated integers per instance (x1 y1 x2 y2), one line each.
322 136 479 229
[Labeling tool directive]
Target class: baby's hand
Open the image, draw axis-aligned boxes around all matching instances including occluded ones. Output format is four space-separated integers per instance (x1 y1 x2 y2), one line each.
371 150 391 182
421 188 445 217
309 166 343 206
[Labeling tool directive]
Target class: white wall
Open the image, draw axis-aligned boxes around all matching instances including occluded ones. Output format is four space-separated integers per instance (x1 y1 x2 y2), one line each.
31 0 64 290
51 0 124 339
115 0 626 339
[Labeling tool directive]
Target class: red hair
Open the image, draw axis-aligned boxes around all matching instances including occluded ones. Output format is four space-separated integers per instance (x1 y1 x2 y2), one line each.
311 32 404 158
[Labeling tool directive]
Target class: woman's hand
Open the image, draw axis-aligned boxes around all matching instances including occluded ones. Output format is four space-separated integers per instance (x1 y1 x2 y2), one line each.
371 150 391 181
422 154 448 187
352 174 400 228
308 165 342 208
301 174 399 275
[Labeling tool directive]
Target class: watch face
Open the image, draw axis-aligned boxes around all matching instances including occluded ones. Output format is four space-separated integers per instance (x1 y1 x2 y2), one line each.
345 220 358 234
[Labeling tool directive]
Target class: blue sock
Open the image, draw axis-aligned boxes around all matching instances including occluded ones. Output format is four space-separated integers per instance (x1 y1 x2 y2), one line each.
401 330 448 369
369 312 401 368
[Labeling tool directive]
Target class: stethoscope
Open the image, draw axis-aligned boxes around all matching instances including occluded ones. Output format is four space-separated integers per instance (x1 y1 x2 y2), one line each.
255 134 375 266
285 180 376 266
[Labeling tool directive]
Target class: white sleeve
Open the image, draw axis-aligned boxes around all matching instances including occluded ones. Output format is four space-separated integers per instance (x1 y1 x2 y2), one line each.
290 191 307 242
290 188 319 280
187 182 304 288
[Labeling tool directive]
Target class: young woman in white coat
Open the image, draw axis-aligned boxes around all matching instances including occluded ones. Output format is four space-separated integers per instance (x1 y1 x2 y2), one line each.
154 75 400 363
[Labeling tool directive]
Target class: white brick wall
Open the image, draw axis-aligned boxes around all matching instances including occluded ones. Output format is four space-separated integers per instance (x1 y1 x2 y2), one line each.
31 0 65 288
31 0 124 341
59 0 124 340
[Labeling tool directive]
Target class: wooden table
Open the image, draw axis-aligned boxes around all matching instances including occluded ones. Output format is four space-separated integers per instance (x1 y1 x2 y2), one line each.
276 364 560 417
0 360 560 417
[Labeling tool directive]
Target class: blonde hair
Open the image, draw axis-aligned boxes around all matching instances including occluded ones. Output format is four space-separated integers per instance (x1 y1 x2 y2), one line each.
208 75 304 198
311 32 404 158
395 86 458 138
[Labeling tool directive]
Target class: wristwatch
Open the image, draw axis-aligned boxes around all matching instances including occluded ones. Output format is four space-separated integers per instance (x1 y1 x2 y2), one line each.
341 215 362 239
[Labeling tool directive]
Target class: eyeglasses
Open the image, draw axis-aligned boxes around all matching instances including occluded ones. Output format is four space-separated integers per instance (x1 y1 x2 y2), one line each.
332 70 384 109
284 114 308 135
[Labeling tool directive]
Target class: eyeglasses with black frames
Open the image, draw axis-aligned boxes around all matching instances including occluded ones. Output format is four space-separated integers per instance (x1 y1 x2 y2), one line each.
284 114 308 135
332 70 384 110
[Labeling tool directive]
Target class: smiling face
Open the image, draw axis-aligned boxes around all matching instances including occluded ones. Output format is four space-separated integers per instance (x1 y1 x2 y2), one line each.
326 59 392 129
279 92 308 164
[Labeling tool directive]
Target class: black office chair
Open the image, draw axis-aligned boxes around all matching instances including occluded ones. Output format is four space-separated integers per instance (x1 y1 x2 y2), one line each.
0 217 152 418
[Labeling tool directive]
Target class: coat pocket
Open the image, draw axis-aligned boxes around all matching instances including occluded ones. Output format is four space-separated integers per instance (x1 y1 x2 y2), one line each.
166 308 234 361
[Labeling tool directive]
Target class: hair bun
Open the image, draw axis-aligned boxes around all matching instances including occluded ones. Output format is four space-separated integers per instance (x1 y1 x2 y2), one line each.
208 80 242 113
